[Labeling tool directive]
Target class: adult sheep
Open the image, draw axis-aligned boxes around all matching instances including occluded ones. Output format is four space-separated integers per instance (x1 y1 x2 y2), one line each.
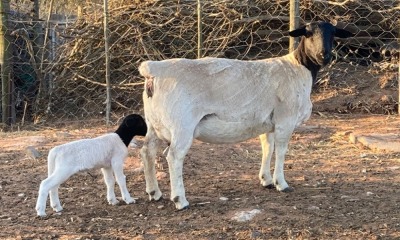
139 21 354 210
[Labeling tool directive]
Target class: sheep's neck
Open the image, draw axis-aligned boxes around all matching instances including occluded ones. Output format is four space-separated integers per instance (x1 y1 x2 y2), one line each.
115 128 135 147
293 40 321 85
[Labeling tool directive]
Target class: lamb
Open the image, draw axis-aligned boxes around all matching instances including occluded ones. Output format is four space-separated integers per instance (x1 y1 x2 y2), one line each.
35 114 147 217
139 21 354 210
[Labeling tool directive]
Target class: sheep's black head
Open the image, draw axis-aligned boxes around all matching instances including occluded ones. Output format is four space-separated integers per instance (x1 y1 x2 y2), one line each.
289 22 354 66
121 114 147 136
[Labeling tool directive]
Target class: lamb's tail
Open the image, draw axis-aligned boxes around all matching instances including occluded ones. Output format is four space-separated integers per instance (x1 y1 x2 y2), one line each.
47 148 57 177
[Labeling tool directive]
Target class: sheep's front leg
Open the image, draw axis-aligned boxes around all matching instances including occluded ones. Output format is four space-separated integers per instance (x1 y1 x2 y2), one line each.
101 167 119 205
141 129 162 201
167 135 192 210
112 162 135 204
273 125 294 192
259 133 274 188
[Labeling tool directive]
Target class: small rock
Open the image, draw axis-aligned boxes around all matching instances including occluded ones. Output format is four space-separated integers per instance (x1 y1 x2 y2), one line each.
157 205 164 209
231 209 261 222
349 133 357 144
133 166 144 173
251 230 262 239
54 132 72 139
307 205 320 210
25 146 41 160
18 193 25 197
219 197 229 201
387 166 400 171
366 192 374 196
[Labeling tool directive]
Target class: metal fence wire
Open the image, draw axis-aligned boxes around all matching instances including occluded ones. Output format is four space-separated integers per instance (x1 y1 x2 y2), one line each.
0 0 399 127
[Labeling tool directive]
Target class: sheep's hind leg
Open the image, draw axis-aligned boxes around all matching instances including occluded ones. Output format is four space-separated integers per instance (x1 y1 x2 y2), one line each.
101 167 119 205
49 187 63 213
259 133 275 188
36 170 73 216
167 134 193 210
112 162 135 204
141 128 162 201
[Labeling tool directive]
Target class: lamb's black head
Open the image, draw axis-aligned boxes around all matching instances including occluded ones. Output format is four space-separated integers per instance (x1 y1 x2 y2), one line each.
121 114 147 136
115 114 147 147
289 22 354 67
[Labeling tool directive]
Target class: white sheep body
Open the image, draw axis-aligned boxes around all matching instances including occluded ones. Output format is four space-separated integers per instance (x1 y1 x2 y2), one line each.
140 54 312 209
141 54 312 144
139 22 353 210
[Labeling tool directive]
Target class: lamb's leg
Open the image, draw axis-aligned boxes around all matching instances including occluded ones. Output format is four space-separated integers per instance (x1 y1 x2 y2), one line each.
167 134 193 210
273 124 295 192
141 127 162 201
49 187 62 213
36 169 73 216
259 133 275 188
112 161 135 204
101 167 119 205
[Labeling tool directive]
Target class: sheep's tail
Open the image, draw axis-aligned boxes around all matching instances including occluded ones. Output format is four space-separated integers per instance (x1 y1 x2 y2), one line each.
139 61 156 98
47 148 57 177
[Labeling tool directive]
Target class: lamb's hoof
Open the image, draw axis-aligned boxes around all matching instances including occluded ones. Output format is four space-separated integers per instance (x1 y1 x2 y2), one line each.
280 187 294 193
52 206 63 213
124 197 136 204
264 184 275 189
108 199 120 205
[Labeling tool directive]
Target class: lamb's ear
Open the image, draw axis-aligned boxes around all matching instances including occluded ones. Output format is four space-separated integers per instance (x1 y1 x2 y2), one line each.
289 26 306 37
335 28 354 38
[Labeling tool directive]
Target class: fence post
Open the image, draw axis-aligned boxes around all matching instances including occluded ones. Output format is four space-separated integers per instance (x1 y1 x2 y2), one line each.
103 0 111 125
0 0 11 125
289 0 300 53
197 0 203 58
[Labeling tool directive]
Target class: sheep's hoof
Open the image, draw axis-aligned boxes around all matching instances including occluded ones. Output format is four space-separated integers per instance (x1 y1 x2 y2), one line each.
148 190 163 201
280 187 294 193
36 215 48 220
176 205 190 211
264 184 275 189
173 196 190 210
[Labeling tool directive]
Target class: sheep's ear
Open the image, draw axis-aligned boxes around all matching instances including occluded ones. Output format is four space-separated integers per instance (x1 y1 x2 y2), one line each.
335 28 354 38
289 27 306 37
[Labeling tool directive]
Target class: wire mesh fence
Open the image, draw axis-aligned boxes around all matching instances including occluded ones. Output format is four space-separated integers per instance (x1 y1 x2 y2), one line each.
0 0 399 128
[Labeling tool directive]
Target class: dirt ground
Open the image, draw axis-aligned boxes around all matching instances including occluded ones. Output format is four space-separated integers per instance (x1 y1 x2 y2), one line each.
1 63 399 239
1 113 400 240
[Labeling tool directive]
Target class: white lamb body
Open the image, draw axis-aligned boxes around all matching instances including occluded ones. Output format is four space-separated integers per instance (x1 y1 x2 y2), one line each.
36 133 135 217
140 54 312 209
